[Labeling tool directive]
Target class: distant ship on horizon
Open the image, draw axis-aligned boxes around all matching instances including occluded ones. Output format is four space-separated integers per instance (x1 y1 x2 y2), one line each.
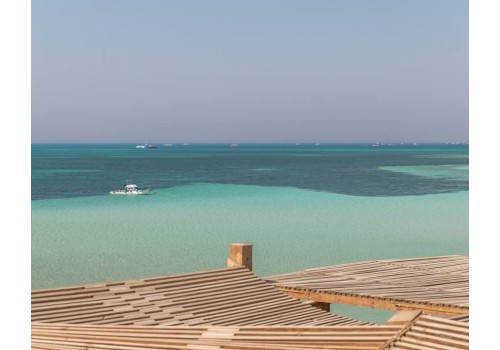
135 144 158 149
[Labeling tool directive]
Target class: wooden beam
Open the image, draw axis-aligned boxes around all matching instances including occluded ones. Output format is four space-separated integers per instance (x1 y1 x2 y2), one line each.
275 287 468 316
385 310 422 325
227 243 253 271
378 313 420 350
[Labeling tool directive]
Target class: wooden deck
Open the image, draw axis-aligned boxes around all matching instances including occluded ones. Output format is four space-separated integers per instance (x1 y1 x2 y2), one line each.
266 256 469 316
32 267 366 326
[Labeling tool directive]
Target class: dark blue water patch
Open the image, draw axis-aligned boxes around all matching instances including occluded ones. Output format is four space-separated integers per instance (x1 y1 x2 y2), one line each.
31 144 468 200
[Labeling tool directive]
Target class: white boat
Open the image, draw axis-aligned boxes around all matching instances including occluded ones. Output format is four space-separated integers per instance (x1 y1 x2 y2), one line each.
136 144 158 149
110 184 152 195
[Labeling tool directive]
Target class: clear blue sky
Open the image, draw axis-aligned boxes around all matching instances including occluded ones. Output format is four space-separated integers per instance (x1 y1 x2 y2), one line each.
31 0 468 143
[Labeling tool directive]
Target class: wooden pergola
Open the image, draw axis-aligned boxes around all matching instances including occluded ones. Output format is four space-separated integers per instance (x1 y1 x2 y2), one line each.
31 245 469 349
32 266 366 326
31 312 468 350
266 255 469 316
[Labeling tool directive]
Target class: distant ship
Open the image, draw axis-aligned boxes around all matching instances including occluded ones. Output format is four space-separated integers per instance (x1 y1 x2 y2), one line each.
135 144 158 149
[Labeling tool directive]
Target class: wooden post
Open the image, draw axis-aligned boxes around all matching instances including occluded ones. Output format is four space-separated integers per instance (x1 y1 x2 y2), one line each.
227 243 252 271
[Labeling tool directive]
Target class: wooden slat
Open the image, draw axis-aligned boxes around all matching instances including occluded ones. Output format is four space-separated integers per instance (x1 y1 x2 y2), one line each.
266 256 469 316
33 267 367 326
379 314 469 350
31 314 468 350
31 322 402 350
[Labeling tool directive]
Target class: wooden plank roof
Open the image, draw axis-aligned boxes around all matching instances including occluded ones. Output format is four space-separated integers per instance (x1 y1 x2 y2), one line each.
380 314 469 350
265 256 469 316
32 267 366 326
30 322 403 350
31 314 469 350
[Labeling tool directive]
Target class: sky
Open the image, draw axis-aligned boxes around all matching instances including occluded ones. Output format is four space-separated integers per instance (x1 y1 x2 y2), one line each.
31 0 468 143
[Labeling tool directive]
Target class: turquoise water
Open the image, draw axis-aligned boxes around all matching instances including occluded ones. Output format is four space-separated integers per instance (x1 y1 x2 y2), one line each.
31 144 468 323
380 164 469 181
32 183 468 287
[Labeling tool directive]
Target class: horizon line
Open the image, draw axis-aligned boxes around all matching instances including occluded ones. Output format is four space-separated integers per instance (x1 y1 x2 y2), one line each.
31 141 469 145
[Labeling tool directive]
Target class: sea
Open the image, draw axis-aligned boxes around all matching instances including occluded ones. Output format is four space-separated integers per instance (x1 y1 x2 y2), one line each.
31 143 469 323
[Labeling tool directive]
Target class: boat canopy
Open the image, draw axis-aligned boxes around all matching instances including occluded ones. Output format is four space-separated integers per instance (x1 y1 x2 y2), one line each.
125 184 137 189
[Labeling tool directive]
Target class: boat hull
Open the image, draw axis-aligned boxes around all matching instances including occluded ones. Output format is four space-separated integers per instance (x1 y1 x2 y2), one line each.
109 188 152 195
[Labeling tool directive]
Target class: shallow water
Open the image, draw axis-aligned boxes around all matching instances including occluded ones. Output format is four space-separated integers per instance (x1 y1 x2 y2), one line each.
31 144 469 323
